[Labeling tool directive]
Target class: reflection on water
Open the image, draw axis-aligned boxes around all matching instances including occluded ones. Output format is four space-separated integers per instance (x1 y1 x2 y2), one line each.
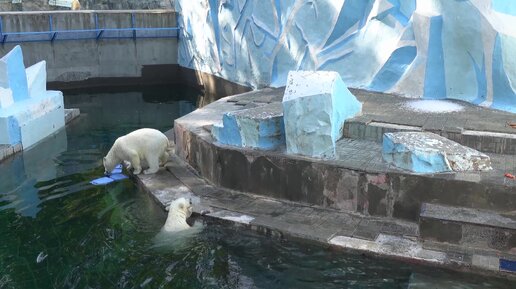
152 221 205 253
0 85 512 288
0 129 68 217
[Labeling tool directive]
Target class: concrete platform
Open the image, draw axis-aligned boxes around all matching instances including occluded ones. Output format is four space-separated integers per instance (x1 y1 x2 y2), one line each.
165 87 516 277
343 89 516 155
174 88 516 222
136 149 516 279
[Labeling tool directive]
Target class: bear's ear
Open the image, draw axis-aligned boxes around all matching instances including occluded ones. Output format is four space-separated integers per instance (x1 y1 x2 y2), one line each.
165 204 170 211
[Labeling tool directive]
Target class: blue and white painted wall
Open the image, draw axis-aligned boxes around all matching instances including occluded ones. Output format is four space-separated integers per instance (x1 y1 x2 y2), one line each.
176 0 516 113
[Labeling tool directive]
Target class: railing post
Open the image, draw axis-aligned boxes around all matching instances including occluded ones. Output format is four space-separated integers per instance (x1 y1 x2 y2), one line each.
131 13 136 40
48 15 53 42
0 16 5 45
95 13 104 40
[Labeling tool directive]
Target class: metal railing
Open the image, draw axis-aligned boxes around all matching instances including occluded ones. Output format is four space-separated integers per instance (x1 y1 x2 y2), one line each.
0 12 179 44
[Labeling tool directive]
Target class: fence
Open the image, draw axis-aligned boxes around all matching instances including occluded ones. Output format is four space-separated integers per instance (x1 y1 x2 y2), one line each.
0 12 179 44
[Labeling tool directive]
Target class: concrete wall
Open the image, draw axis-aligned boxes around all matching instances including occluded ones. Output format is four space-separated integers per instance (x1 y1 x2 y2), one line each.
176 0 516 113
0 10 177 83
0 0 173 11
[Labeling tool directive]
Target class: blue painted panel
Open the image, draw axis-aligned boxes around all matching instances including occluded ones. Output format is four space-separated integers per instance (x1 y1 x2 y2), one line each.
491 34 516 112
468 52 487 105
492 0 516 16
7 116 21 145
324 0 375 47
424 16 446 99
215 113 242 147
369 46 417 92
500 258 516 272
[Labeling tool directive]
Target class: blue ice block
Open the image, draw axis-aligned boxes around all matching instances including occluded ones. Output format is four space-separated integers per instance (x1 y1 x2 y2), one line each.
109 173 128 181
90 164 126 185
91 177 115 185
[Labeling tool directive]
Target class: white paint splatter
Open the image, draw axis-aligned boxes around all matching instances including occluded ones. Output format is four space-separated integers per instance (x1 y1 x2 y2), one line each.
403 100 464 113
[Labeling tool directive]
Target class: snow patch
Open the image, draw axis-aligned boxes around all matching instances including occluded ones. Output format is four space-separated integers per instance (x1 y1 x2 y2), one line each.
221 214 255 224
403 100 464 113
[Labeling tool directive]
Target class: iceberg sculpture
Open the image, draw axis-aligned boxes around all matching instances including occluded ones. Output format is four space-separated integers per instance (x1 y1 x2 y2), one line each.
0 45 65 149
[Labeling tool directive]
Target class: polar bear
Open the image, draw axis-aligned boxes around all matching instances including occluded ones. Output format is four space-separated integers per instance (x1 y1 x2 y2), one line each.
163 197 193 232
103 128 170 175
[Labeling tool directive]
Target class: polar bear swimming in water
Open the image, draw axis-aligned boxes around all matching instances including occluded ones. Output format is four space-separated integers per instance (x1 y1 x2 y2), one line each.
103 128 170 175
151 197 204 252
163 197 193 232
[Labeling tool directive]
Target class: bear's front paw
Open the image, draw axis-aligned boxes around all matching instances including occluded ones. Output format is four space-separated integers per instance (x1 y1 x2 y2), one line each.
144 168 159 175
132 168 142 175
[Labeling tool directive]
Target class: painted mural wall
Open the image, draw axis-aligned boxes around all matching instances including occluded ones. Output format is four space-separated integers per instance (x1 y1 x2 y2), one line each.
175 0 516 113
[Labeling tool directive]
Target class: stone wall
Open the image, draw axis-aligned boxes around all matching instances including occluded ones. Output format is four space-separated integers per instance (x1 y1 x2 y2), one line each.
0 0 173 11
175 0 516 113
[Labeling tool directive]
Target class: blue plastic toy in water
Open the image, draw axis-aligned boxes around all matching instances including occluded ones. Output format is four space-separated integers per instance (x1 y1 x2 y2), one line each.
90 164 128 185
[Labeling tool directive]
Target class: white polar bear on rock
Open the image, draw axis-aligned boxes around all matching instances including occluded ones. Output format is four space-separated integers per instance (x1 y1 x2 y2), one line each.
163 197 193 232
103 128 170 175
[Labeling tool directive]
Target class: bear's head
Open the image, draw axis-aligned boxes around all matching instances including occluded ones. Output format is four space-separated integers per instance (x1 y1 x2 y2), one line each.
167 197 193 218
103 156 117 176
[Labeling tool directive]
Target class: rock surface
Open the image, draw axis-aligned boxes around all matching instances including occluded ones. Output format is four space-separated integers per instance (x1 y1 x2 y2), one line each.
382 132 492 173
282 71 361 158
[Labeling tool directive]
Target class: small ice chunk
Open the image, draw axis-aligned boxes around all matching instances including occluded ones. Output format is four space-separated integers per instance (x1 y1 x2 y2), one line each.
109 173 128 181
90 177 115 185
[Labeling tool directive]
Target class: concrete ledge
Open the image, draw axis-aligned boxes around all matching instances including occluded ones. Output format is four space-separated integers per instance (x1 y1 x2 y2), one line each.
342 89 516 155
420 203 516 252
174 88 516 222
135 147 516 279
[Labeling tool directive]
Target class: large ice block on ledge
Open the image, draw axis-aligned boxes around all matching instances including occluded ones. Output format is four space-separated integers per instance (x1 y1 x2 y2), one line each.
282 71 362 158
0 45 65 149
382 132 492 173
0 45 29 102
212 102 285 150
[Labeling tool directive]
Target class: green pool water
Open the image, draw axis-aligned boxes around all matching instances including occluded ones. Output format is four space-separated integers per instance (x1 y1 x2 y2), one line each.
0 86 512 289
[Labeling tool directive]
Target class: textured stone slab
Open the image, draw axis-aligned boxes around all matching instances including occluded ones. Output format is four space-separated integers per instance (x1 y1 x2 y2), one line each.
383 132 492 173
282 71 362 158
212 102 285 150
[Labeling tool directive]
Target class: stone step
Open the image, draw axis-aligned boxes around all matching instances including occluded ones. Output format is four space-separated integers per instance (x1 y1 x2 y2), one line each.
343 116 516 155
419 203 516 254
